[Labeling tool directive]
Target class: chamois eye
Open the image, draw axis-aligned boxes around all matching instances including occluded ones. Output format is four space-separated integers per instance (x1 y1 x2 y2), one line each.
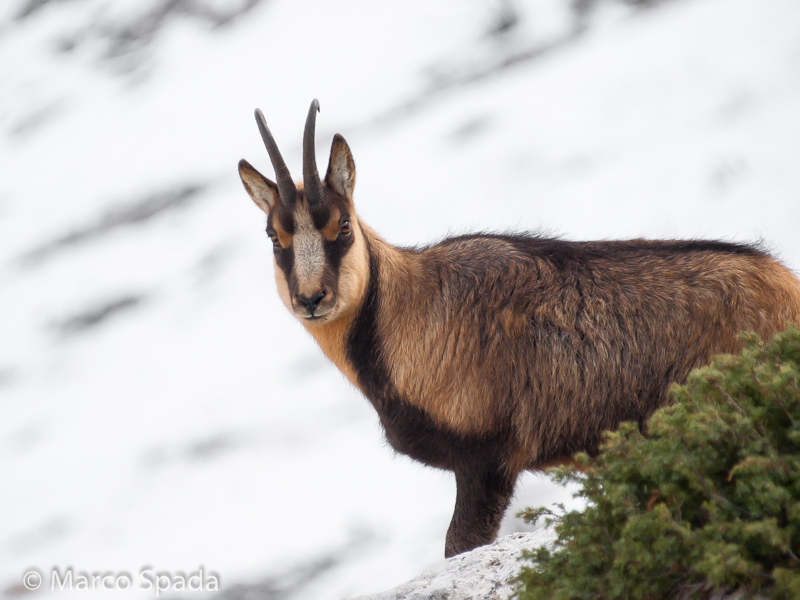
340 220 352 236
268 232 280 247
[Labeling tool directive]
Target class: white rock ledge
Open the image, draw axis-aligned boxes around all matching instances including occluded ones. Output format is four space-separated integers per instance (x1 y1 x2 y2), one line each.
347 530 556 600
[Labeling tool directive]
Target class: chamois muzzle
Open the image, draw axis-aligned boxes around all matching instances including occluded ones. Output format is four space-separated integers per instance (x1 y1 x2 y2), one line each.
303 99 325 207
254 108 296 208
296 291 326 313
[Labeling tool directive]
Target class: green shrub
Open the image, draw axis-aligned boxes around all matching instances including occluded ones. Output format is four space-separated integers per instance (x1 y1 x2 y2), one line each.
514 327 800 600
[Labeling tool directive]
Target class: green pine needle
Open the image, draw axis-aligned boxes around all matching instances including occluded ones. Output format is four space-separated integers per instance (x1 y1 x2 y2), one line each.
513 326 800 600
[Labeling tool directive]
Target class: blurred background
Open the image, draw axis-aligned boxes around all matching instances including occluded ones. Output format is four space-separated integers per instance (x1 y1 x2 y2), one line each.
2 0 799 598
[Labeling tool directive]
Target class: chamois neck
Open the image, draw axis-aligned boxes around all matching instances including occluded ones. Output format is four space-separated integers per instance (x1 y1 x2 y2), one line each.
298 218 412 391
359 223 415 284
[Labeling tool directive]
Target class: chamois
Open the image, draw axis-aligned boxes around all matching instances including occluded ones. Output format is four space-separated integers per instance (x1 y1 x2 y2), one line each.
238 100 800 558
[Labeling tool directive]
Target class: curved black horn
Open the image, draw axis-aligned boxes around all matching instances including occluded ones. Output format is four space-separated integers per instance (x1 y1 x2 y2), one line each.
254 108 296 207
303 99 325 206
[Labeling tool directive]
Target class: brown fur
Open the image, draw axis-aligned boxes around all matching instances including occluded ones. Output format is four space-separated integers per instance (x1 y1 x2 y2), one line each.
352 232 800 475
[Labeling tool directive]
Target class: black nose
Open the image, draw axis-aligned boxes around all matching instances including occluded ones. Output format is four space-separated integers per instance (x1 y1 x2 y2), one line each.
296 291 325 312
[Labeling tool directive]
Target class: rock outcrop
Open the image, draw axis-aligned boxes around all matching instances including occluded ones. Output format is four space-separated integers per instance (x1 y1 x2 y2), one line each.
348 530 555 600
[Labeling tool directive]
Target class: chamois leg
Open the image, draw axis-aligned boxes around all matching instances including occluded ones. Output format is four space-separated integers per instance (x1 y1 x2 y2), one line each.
444 467 518 558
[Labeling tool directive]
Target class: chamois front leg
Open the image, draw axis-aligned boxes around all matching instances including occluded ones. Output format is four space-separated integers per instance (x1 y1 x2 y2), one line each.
444 466 518 558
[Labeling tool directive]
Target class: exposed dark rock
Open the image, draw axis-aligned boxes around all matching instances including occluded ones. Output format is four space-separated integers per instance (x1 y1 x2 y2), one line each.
56 293 145 335
14 0 73 20
487 0 520 38
55 0 267 68
22 182 205 264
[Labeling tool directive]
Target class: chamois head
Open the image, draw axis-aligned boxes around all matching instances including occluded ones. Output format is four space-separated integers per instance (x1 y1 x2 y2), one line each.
238 100 367 325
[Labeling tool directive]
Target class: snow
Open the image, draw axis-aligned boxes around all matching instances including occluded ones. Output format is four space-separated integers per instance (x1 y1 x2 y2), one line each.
2 0 800 598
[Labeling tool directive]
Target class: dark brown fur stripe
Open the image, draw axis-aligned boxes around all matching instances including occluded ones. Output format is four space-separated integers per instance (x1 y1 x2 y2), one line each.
346 238 514 472
322 227 353 273
270 228 295 282
434 233 765 269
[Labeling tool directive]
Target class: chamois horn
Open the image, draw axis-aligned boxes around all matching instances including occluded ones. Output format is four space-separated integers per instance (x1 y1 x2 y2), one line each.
303 99 325 206
254 108 296 208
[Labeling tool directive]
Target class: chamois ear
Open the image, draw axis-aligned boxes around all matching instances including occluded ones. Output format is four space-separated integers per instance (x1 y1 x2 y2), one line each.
325 134 356 201
238 159 279 214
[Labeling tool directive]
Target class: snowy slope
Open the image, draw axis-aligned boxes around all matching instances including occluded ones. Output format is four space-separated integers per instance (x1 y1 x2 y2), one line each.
2 0 800 598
